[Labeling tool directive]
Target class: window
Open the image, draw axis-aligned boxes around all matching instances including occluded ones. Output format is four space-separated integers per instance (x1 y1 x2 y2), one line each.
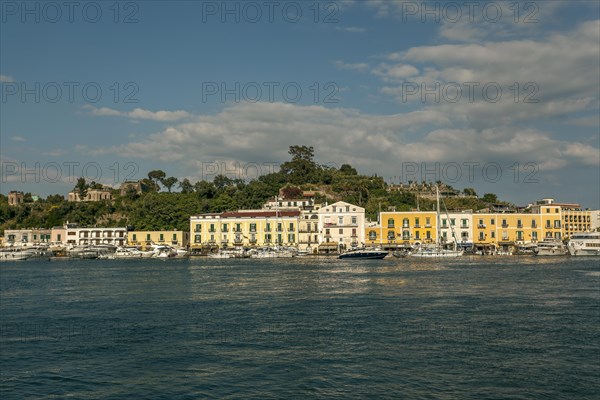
195 224 201 232
450 218 456 226
502 219 508 227
338 217 343 225
289 222 294 231
346 206 349 212
250 223 256 232
333 206 336 213
351 228 357 237
57 234 61 241
403 218 409 228
461 219 468 227
415 231 420 239
388 218 395 228
426 231 431 239
288 233 295 243
265 234 271 243
194 234 201 243
491 232 496 238
339 228 343 234
236 223 242 232
491 218 495 225
442 219 447 227
277 223 282 232
531 220 537 228
554 220 561 229
146 234 151 240
132 234 137 241
222 224 228 232
388 231 395 240
517 231 523 240
172 233 177 241
159 234 164 241
479 232 485 240
266 223 271 232
368 231 377 240
426 217 431 226
415 217 420 227
210 224 215 233
402 231 410 240
351 216 357 225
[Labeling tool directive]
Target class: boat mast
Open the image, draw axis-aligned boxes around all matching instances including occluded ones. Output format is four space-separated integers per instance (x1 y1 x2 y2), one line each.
436 185 440 247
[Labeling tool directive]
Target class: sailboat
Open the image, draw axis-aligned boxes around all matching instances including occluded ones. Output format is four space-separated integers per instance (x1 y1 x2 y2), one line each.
409 186 464 258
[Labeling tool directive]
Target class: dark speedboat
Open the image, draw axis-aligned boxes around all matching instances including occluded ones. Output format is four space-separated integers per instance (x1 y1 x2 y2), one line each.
338 248 388 260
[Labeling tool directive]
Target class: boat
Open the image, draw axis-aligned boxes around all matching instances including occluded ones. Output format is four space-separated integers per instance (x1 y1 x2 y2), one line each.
567 232 600 256
338 248 388 259
0 249 32 261
409 186 464 258
533 239 568 256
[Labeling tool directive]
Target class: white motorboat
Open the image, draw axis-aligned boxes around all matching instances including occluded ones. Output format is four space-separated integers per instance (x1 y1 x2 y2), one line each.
533 239 568 256
0 249 32 261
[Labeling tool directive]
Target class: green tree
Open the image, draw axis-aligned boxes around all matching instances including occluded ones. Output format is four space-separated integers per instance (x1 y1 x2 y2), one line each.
194 180 216 199
162 176 179 192
179 178 194 194
482 193 498 203
74 177 88 200
148 170 166 190
463 188 477 197
339 164 358 175
280 145 320 184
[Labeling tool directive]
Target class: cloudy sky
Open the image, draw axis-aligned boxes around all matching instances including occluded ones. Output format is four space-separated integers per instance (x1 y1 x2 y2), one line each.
1 0 599 207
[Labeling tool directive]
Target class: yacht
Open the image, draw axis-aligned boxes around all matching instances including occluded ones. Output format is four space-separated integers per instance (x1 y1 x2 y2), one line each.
533 239 568 256
567 232 600 256
338 248 388 260
0 249 32 261
409 186 464 258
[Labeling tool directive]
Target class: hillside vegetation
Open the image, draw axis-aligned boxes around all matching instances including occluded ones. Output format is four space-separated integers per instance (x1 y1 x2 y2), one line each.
0 146 505 233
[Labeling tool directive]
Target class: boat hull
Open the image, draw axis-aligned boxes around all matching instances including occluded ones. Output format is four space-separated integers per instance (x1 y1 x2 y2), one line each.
338 251 388 260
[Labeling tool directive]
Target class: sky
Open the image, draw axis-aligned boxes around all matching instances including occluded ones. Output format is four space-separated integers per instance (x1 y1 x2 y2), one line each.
1 0 599 208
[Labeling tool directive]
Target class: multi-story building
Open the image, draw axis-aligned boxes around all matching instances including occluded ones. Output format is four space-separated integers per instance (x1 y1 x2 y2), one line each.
62 224 127 246
317 201 365 252
530 199 592 240
440 211 473 249
473 212 541 252
190 210 301 251
3 228 52 246
127 231 190 250
378 210 437 248
298 207 320 252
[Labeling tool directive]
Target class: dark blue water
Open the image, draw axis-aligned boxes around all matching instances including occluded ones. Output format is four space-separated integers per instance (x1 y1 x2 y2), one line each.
1 256 598 399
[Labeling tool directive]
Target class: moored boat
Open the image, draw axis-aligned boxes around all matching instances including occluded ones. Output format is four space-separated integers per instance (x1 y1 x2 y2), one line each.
338 248 388 260
567 232 600 256
533 239 568 256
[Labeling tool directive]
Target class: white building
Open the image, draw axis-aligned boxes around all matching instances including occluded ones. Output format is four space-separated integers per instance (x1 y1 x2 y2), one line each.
440 211 473 249
317 201 365 251
63 224 127 246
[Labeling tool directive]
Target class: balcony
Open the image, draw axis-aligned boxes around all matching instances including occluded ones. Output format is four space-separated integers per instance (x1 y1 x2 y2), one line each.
517 224 523 229
477 224 486 228
414 224 421 228
501 224 509 228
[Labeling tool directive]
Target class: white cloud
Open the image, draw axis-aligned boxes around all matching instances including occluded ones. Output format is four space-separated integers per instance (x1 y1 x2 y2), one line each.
88 102 598 178
0 75 15 83
335 26 366 33
84 105 191 121
10 136 26 142
335 61 370 72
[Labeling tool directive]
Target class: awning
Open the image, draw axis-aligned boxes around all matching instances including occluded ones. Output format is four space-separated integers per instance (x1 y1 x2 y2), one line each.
318 242 339 248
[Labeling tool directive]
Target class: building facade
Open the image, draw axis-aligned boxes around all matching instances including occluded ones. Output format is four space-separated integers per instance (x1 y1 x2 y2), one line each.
190 210 301 250
68 188 113 202
3 229 52 246
127 231 190 249
317 201 365 251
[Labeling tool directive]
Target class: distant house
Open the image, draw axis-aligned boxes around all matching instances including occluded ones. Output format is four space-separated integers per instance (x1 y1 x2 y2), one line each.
68 187 113 202
120 180 145 196
8 191 24 206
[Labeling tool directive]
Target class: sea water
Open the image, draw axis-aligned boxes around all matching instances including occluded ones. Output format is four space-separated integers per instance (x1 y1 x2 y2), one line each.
1 256 598 399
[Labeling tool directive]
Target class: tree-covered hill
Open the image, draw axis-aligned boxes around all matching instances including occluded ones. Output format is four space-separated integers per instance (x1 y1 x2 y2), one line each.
0 146 507 233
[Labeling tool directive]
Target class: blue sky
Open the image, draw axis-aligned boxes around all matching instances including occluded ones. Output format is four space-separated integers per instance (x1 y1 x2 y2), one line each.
1 0 599 208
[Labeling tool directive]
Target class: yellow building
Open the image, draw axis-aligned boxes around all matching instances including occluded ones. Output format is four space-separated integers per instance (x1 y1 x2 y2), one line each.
189 210 301 251
128 230 190 250
473 213 541 252
377 211 438 248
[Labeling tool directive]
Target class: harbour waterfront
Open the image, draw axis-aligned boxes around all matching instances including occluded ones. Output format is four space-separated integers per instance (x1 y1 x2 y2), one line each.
1 257 598 399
